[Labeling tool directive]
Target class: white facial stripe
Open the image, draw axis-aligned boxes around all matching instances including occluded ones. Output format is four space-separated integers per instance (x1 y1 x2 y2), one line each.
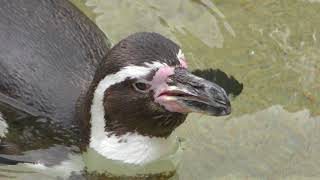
177 49 188 68
177 49 185 60
89 61 179 165
90 61 166 141
0 112 8 138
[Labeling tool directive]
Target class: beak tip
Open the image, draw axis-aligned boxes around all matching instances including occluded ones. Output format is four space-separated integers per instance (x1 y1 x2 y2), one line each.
216 105 231 116
218 96 231 116
224 105 232 115
224 96 232 114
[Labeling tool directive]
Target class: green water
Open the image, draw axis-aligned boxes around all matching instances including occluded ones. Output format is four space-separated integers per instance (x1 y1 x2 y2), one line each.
73 0 320 115
70 0 320 179
1 0 320 179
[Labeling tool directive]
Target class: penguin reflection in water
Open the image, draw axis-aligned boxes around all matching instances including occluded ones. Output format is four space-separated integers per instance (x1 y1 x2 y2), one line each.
0 0 242 178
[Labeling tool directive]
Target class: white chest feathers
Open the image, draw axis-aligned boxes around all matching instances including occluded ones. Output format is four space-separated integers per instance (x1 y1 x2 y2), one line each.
89 133 178 165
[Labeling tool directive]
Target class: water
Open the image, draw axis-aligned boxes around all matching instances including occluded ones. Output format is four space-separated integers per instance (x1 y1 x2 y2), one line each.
2 0 320 179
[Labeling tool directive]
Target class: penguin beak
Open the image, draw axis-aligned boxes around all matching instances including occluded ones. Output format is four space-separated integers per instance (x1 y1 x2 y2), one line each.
155 68 231 116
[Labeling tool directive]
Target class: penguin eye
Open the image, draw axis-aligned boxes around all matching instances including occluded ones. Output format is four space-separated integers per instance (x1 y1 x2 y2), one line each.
133 82 151 92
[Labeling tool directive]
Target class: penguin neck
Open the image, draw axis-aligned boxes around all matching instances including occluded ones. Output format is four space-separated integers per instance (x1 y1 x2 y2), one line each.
78 85 179 165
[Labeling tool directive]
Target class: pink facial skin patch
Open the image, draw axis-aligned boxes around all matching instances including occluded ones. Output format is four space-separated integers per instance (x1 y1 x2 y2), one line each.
151 65 191 113
150 49 189 112
179 59 188 69
151 66 175 98
155 96 190 113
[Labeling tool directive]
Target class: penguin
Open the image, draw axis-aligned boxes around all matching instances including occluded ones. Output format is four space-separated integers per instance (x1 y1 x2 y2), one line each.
0 0 233 176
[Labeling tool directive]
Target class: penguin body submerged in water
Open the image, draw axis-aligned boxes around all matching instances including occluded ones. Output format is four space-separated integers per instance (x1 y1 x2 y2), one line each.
0 0 232 177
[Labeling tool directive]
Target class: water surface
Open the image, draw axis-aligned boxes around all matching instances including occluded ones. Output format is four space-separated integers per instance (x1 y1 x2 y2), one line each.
2 0 320 179
72 0 320 179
